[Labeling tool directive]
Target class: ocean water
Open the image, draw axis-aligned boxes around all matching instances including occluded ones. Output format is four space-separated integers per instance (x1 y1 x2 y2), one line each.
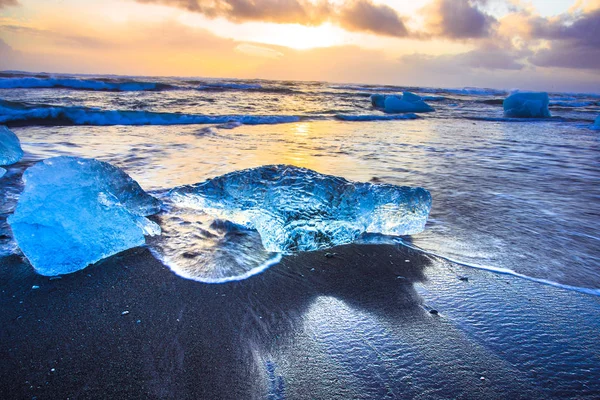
0 72 599 291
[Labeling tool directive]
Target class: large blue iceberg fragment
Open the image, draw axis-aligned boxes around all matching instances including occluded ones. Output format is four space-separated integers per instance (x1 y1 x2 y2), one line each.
0 126 24 165
594 115 600 130
371 92 434 113
503 92 551 118
168 165 432 253
8 156 162 276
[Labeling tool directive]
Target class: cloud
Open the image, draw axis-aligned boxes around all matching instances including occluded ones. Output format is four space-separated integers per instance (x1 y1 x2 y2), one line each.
0 0 18 9
456 45 527 70
135 0 409 37
337 1 408 37
422 0 497 39
0 24 109 48
135 0 331 25
510 5 600 69
399 43 526 74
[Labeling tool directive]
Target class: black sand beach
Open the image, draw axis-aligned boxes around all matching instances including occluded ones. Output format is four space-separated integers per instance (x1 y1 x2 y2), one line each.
1 243 599 399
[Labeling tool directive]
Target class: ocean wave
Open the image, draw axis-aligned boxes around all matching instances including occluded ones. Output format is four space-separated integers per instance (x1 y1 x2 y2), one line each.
0 77 174 91
335 113 419 121
549 101 595 108
419 87 508 96
194 82 302 95
0 100 300 126
465 116 566 122
397 239 600 297
421 96 446 101
331 85 402 92
196 82 263 91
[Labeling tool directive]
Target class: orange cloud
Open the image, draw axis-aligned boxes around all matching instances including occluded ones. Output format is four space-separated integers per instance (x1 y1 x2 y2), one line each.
135 0 410 38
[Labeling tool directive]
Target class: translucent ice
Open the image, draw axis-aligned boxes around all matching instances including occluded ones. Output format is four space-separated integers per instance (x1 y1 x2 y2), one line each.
0 167 5 179
168 165 432 253
8 156 162 276
503 92 551 118
0 126 24 165
370 94 387 109
371 92 434 113
594 115 600 129
147 201 281 283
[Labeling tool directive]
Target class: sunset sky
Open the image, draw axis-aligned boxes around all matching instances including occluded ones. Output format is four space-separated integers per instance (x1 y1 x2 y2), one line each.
1 0 599 91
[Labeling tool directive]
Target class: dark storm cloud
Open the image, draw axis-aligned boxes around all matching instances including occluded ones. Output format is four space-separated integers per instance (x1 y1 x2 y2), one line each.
422 0 496 39
135 0 409 37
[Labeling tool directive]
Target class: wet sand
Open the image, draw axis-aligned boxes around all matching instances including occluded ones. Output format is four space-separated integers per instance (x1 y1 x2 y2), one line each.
1 244 600 399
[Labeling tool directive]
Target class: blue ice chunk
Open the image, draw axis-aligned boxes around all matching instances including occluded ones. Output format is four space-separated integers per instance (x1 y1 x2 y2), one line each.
503 92 551 118
0 167 5 179
370 94 387 109
168 165 432 253
384 92 434 113
8 156 162 276
370 92 434 113
0 126 24 165
594 115 600 129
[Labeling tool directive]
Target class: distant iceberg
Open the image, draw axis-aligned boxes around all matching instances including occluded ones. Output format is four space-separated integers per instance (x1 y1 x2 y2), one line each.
594 115 600 129
370 92 434 114
168 165 432 254
0 126 24 165
503 92 551 118
8 157 162 276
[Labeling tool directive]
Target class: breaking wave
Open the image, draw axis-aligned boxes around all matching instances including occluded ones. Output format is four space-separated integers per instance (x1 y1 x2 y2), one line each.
0 77 175 91
0 100 300 126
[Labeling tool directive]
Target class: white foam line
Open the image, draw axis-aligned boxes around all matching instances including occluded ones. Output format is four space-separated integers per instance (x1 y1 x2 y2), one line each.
148 246 283 284
396 239 600 297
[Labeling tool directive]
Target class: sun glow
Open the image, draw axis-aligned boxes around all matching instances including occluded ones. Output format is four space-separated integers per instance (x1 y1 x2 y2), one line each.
247 23 347 50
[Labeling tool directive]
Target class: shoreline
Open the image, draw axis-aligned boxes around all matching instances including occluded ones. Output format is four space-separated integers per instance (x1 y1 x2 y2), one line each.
1 243 599 399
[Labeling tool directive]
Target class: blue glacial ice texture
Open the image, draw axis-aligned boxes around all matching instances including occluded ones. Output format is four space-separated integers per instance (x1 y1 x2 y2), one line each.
0 167 5 179
0 126 24 166
168 165 432 254
594 115 600 129
371 92 434 114
8 156 162 276
503 92 551 118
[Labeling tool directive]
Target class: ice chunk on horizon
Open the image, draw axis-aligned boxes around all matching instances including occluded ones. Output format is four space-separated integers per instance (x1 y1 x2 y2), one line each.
168 165 432 254
370 92 434 113
503 92 551 118
8 156 162 276
594 115 600 129
0 126 24 166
